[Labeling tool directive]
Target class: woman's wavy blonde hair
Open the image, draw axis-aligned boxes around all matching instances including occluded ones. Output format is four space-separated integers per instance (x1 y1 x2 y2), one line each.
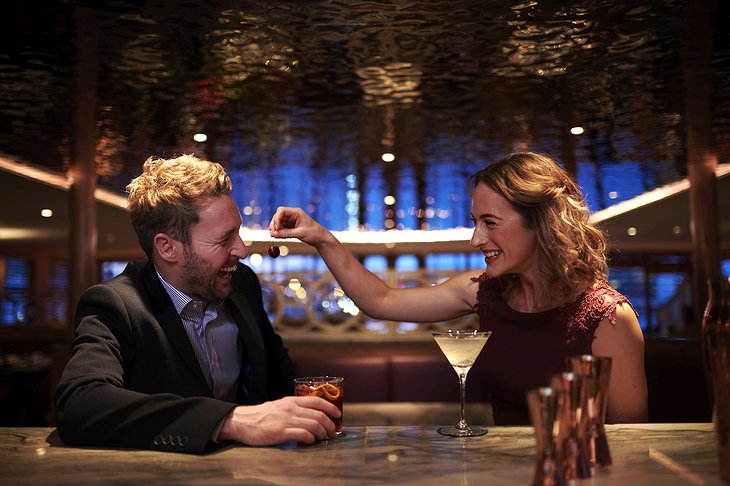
126 154 232 259
469 152 608 300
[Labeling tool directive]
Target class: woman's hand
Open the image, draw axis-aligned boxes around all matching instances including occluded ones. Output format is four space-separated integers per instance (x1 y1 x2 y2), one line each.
269 206 334 247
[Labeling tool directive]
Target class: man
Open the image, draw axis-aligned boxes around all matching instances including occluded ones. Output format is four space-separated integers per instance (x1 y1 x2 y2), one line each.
55 154 338 453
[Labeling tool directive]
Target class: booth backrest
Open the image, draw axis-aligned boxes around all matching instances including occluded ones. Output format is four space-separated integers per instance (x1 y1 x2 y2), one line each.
644 338 712 422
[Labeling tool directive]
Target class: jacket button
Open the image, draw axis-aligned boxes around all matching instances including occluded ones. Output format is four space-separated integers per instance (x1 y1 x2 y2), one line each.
153 436 163 446
162 435 172 445
180 436 189 447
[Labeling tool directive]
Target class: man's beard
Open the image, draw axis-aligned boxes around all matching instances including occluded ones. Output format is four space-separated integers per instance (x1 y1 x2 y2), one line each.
181 246 229 303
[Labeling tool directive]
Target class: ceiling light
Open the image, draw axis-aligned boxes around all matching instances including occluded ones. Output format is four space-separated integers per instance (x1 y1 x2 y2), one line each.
627 227 638 236
193 133 208 143
570 126 584 135
40 209 53 218
381 153 395 162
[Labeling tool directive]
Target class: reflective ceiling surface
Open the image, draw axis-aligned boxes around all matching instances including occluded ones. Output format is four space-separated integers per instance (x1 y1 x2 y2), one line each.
0 0 728 254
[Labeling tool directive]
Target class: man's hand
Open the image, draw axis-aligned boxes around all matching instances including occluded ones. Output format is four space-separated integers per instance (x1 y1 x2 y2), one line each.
216 396 341 446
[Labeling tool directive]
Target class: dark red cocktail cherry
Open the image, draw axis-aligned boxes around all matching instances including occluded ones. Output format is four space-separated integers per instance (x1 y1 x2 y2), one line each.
268 246 280 258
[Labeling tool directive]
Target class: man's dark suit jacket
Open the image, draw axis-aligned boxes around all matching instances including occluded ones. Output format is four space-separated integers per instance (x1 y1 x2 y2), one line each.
55 260 294 453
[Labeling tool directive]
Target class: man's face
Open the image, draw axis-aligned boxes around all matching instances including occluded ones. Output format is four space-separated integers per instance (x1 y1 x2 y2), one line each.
179 194 247 302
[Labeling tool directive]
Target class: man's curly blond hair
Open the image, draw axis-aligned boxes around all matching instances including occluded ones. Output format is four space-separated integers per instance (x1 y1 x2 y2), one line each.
469 152 608 301
126 154 232 258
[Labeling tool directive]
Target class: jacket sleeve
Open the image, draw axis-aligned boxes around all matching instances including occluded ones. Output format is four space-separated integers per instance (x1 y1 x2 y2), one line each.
54 283 236 454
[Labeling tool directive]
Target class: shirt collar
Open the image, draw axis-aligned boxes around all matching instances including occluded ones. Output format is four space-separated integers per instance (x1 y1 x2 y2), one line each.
156 269 223 316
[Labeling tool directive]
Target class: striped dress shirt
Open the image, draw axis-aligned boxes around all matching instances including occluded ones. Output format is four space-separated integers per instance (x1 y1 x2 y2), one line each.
157 271 242 402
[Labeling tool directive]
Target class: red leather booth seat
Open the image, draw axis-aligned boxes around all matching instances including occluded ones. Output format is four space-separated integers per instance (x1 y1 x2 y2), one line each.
294 337 714 424
293 357 391 402
389 355 458 402
293 355 490 403
644 338 712 423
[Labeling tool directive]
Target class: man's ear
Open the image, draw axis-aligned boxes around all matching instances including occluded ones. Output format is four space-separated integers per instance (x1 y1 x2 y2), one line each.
154 233 180 264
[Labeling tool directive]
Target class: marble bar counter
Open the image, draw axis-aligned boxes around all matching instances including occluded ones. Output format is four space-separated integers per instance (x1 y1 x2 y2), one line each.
0 423 724 485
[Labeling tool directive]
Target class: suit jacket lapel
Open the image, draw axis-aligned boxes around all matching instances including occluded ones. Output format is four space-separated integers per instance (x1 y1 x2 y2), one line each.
136 261 212 392
227 289 267 403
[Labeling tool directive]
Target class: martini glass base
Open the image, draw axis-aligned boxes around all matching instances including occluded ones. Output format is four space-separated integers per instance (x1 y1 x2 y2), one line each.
437 426 488 437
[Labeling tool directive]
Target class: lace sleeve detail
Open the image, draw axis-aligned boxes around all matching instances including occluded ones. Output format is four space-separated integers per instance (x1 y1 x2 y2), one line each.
563 280 638 344
472 272 500 317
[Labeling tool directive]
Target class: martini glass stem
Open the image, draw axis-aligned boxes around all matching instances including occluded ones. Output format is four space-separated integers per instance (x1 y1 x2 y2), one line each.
457 370 469 430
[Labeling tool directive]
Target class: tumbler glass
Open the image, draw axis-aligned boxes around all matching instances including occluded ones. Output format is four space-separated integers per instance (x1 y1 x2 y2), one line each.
294 376 344 435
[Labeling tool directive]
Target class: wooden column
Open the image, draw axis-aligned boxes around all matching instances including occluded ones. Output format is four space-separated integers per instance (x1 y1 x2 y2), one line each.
67 6 100 332
681 0 720 328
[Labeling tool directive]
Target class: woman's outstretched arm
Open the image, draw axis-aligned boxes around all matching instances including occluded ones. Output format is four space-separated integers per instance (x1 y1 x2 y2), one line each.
269 206 479 322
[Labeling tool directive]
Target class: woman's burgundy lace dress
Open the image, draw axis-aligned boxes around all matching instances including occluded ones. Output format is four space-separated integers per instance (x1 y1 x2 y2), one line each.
471 274 636 425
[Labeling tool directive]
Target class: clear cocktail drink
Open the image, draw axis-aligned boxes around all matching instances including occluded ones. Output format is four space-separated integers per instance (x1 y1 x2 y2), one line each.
433 330 491 437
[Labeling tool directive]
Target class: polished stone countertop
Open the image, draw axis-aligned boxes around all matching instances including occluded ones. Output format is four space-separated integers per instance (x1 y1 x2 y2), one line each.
0 423 724 485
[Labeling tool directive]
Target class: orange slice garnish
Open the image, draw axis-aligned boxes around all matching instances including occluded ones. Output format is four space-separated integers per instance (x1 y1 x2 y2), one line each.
307 383 341 400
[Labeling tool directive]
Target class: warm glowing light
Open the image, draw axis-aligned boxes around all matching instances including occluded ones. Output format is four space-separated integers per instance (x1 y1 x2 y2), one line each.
239 227 250 244
0 155 127 208
239 227 475 245
627 227 638 236
193 133 208 143
248 253 263 266
381 153 395 162
40 209 53 218
590 164 730 225
288 278 302 291
384 195 396 205
570 126 584 135
279 245 290 256
0 228 57 240
673 226 682 235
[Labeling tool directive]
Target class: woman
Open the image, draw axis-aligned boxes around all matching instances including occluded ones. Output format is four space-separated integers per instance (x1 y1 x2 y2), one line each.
270 152 648 424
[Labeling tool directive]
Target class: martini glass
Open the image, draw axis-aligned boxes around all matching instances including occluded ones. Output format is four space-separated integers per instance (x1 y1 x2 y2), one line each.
432 330 491 437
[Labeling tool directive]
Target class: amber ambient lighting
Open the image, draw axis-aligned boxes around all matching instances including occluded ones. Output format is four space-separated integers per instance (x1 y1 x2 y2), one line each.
570 126 584 135
244 227 474 245
0 154 127 208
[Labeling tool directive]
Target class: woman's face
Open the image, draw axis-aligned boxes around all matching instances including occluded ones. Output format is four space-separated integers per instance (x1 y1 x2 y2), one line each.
470 183 539 279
